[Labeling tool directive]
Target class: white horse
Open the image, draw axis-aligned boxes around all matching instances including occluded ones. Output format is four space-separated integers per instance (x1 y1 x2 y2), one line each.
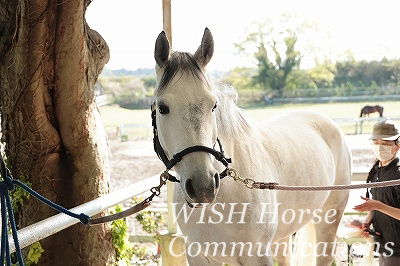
153 28 351 266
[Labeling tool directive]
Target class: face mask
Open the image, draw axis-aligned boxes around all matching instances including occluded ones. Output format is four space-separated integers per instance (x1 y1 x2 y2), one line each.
372 144 395 162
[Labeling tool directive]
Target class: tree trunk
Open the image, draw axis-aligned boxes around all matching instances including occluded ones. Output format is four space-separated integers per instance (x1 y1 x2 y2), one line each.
0 0 115 265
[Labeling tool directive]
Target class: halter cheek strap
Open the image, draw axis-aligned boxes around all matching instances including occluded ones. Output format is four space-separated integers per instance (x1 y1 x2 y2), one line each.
151 103 231 180
151 104 169 165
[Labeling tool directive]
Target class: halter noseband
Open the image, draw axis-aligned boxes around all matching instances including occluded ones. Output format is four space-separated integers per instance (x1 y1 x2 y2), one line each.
151 103 231 181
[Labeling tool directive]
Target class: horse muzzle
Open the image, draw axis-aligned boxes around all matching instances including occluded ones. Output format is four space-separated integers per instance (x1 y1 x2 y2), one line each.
183 171 220 207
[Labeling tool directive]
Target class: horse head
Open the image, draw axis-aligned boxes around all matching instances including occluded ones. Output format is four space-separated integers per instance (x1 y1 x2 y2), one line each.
153 28 221 205
375 105 384 117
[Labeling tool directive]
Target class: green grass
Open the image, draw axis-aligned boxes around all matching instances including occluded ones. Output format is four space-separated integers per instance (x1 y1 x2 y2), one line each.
99 101 400 138
99 105 152 127
243 101 399 121
243 101 400 134
99 105 152 140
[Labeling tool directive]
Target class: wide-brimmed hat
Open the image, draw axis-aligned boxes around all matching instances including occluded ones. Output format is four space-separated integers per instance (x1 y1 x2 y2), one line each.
369 119 400 140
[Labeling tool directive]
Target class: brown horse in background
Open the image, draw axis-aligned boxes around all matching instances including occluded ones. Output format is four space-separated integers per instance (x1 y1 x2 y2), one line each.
360 105 384 117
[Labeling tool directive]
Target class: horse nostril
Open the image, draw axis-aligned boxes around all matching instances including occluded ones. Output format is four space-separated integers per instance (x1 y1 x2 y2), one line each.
185 179 196 200
214 172 220 189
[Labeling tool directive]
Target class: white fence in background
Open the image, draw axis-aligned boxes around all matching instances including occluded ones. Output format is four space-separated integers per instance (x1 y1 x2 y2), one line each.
116 116 400 141
96 94 113 107
333 116 400 134
118 124 152 141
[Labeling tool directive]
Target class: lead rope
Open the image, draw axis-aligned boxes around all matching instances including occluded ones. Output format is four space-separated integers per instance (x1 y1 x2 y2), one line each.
88 172 174 225
226 168 400 191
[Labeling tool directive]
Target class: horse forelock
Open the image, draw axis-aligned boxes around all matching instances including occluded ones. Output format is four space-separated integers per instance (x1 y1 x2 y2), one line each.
156 52 209 95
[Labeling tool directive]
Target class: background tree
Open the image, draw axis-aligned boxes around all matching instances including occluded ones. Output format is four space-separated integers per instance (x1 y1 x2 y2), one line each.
0 0 115 265
385 58 400 85
285 69 316 91
141 76 157 91
99 76 153 109
220 67 257 91
308 60 336 88
234 14 307 96
334 55 400 88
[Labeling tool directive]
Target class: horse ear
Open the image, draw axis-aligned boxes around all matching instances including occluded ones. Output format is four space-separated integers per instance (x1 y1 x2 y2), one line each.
194 28 214 67
154 31 171 68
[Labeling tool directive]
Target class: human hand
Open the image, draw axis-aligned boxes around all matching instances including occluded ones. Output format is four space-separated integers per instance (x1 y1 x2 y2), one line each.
353 196 382 238
353 196 383 212
359 221 379 238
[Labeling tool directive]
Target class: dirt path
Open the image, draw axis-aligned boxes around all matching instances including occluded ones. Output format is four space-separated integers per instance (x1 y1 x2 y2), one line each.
108 139 165 191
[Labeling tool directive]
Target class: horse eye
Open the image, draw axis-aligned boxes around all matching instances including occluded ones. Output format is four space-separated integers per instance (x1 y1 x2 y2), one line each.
158 105 170 115
212 103 217 112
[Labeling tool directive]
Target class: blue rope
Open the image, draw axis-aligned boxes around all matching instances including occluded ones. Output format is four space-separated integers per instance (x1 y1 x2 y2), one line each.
5 185 24 265
1 173 24 265
12 179 90 225
0 156 91 265
1 191 9 264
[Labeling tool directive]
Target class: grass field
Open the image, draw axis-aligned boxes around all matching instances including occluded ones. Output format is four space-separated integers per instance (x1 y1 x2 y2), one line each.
98 105 151 140
99 101 400 138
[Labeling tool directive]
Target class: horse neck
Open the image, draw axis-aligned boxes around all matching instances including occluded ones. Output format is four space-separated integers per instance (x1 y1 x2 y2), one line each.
216 104 257 157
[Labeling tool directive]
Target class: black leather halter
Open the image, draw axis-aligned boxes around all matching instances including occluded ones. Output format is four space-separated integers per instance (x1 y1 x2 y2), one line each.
151 103 231 180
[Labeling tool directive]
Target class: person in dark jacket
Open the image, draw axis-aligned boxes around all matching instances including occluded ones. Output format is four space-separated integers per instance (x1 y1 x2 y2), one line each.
354 119 400 266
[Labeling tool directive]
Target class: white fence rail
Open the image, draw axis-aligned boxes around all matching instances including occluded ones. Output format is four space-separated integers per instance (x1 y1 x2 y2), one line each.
9 173 160 253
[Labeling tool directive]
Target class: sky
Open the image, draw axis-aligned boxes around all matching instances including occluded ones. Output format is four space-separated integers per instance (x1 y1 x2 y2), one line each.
86 0 400 71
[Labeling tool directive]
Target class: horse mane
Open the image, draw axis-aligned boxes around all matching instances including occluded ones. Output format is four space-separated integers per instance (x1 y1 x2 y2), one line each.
214 85 253 139
156 51 210 94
